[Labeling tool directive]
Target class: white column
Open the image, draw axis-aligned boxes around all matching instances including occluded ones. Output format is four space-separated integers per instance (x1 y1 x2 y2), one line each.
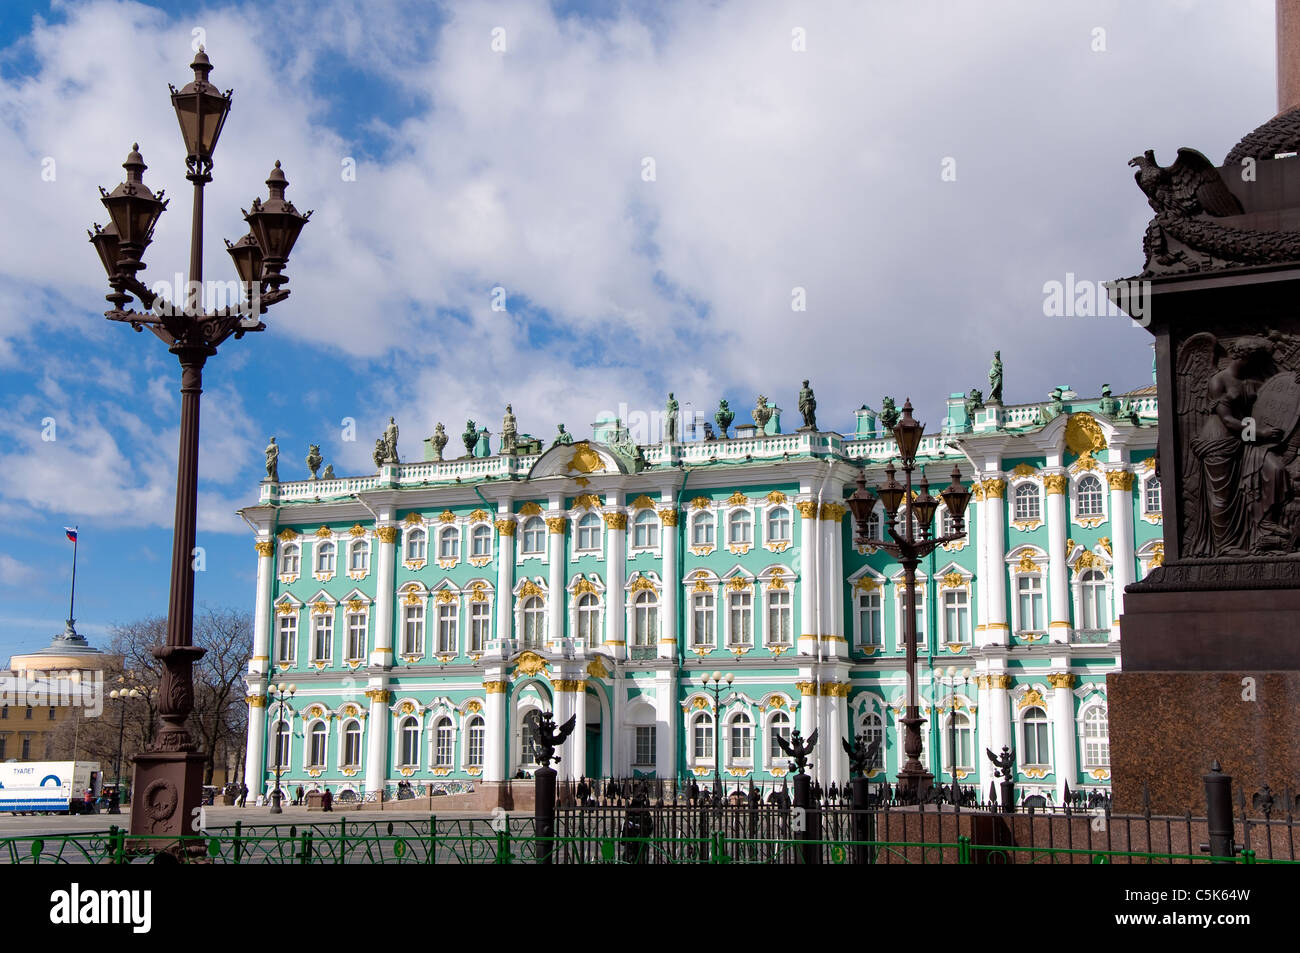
553 682 578 782
1107 470 1135 636
251 539 274 678
823 505 847 659
483 676 508 783
1048 673 1078 803
973 486 988 638
975 675 992 795
798 502 819 654
658 506 679 659
605 503 627 660
573 686 588 781
548 515 566 645
243 696 267 796
1045 473 1071 638
988 674 1011 771
797 681 817 746
372 525 398 667
495 515 516 644
364 686 390 797
983 478 1009 643
825 687 847 787
656 673 676 780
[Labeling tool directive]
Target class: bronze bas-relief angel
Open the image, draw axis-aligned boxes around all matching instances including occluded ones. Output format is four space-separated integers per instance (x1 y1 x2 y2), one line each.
1177 330 1300 556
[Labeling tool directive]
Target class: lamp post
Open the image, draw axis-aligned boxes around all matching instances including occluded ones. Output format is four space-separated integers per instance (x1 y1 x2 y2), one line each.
847 399 972 803
266 683 296 814
700 671 734 802
89 50 310 844
108 686 143 814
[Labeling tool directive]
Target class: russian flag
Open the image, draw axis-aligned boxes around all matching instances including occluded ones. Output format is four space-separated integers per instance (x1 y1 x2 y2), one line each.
64 527 77 543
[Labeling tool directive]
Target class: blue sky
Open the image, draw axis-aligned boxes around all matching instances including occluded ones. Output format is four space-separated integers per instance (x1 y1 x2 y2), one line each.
0 0 1276 662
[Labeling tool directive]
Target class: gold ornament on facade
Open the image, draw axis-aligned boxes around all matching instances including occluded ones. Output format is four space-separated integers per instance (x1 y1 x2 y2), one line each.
1141 456 1156 472
1064 412 1108 456
820 503 847 521
567 444 606 474
1071 451 1100 472
348 523 366 537
494 519 516 536
1016 552 1040 574
727 576 753 591
399 701 415 714
726 490 748 506
246 694 267 708
364 689 391 704
854 577 881 593
255 540 274 557
631 494 656 510
795 681 816 696
545 516 568 534
312 525 331 538
376 526 399 544
795 500 819 519
573 577 598 597
769 577 788 590
518 579 544 600
1072 551 1101 573
467 508 489 522
629 575 657 593
1105 470 1134 492
989 674 1013 690
483 680 508 694
465 700 483 714
1047 673 1077 689
603 512 628 530
691 496 712 510
971 482 986 502
276 602 298 615
1097 536 1113 555
1043 473 1068 495
435 589 457 604
657 508 679 526
982 478 1007 499
403 590 424 605
1017 687 1047 710
940 572 966 589
343 704 359 717
1150 543 1165 568
1011 463 1038 477
513 651 549 677
312 600 330 614
432 510 454 524
573 492 601 511
552 679 586 693
277 528 300 542
766 490 788 504
518 501 543 516
586 658 610 679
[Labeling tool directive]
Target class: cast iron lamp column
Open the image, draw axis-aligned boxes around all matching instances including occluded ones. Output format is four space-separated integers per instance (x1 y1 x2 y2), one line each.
700 671 734 802
267 683 297 814
89 50 310 844
847 400 972 803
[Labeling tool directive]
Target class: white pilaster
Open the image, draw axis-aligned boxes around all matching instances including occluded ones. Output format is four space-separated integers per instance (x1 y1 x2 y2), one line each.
547 514 566 645
364 685 390 797
659 502 679 660
244 697 267 796
483 676 508 783
1108 470 1135 638
251 538 274 678
573 686 588 781
372 523 397 668
988 674 1011 776
975 674 992 795
605 499 627 660
983 477 1009 643
496 513 516 643
553 682 578 782
798 501 818 655
1049 673 1078 803
822 505 848 659
656 673 677 780
1045 473 1071 638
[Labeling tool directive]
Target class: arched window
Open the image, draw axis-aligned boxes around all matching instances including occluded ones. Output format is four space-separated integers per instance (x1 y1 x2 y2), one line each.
405 528 426 562
1016 572 1045 634
766 587 791 645
857 510 882 543
520 710 541 767
1076 475 1104 517
342 720 362 767
433 717 454 767
1013 483 1040 521
727 588 753 646
309 721 327 767
315 541 336 575
312 611 333 661
466 716 485 768
575 513 602 552
692 512 715 547
469 600 491 653
691 589 715 648
439 526 460 560
1022 706 1049 766
942 588 969 644
767 506 791 543
728 712 752 763
1144 477 1162 514
632 590 658 646
279 542 300 576
349 539 369 573
576 593 601 645
1083 705 1110 768
633 510 659 549
400 716 420 766
521 517 545 554
436 599 458 654
692 712 715 763
939 507 957 537
944 710 972 773
857 589 882 647
471 524 492 558
862 712 884 769
894 509 925 539
274 720 291 767
728 510 753 545
768 710 792 762
1080 569 1109 631
522 596 545 646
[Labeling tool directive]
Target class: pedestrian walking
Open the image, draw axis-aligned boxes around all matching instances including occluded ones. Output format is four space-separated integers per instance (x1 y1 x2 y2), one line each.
239 782 248 807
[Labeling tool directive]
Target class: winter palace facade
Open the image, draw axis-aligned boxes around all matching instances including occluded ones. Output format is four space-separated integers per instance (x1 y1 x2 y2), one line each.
239 387 1162 806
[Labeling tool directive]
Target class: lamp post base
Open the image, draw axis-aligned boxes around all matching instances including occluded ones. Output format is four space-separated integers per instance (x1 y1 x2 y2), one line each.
895 768 934 803
127 749 206 852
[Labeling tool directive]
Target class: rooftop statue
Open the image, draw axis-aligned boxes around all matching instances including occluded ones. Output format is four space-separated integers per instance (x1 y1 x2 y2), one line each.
383 416 400 465
501 404 518 455
264 436 279 483
879 396 900 432
664 392 679 442
798 380 817 431
988 351 1003 404
429 423 448 461
462 420 477 458
306 444 323 480
552 423 573 447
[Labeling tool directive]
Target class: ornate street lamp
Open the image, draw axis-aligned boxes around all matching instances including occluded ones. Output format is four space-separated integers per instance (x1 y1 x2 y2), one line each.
846 399 972 802
90 50 310 846
267 683 297 815
108 684 144 814
700 671 734 802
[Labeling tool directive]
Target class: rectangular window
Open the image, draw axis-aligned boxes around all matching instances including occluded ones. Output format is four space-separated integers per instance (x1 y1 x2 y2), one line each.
634 726 657 766
47 707 56 721
857 592 882 646
346 612 367 661
21 736 31 759
943 589 969 644
692 515 714 546
728 590 752 645
436 723 454 766
767 589 791 644
470 601 490 653
0 737 5 759
692 591 715 646
24 707 32 720
1 707 7 720
692 719 714 762
277 614 298 663
403 604 425 655
313 613 333 661
1144 477 1162 514
1017 575 1045 632
468 722 485 768
437 603 458 654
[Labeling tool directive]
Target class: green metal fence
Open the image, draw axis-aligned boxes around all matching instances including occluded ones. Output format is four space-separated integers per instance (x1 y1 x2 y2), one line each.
0 821 1293 864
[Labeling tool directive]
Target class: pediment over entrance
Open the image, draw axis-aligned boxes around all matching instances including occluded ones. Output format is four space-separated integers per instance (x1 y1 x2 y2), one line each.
526 440 628 480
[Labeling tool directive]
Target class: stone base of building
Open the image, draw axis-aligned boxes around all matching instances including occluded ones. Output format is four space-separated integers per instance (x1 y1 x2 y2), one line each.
350 780 538 813
1110 586 1300 815
127 749 206 851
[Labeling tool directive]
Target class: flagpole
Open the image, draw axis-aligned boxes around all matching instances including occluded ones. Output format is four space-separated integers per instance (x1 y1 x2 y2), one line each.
67 527 78 629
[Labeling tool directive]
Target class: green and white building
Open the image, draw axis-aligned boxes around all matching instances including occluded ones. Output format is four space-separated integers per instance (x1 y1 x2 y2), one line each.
239 387 1162 805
